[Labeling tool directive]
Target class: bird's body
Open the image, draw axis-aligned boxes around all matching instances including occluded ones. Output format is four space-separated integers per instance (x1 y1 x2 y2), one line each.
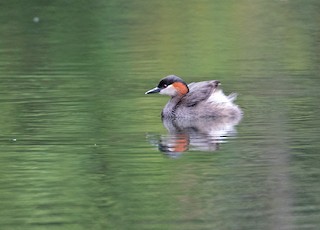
145 75 242 119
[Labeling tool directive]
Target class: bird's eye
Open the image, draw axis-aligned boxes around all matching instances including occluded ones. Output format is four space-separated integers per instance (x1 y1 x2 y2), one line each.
163 84 167 88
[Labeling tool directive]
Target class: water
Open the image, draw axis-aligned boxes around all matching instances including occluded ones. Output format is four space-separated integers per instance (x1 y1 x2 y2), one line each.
0 1 319 229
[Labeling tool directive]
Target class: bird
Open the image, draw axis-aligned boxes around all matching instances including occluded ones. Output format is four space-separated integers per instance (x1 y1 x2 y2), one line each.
145 75 242 119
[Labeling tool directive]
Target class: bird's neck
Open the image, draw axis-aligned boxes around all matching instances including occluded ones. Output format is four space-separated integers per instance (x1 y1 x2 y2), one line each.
162 96 184 118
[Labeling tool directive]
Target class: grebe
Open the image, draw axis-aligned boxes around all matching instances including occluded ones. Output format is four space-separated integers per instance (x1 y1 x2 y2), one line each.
145 75 242 119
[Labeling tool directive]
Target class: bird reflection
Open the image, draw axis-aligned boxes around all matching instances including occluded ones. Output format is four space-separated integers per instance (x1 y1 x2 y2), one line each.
147 116 241 156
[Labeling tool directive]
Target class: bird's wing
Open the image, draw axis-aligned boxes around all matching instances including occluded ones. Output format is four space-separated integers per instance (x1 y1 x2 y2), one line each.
183 80 219 107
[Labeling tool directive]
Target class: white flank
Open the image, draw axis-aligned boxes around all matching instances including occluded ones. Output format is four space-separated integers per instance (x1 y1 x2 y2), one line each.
207 89 233 104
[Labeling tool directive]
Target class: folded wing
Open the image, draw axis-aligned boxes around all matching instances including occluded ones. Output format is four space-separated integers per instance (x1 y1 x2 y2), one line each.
183 80 219 107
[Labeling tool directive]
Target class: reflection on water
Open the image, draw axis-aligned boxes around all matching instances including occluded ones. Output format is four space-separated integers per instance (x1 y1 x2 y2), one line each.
148 116 241 156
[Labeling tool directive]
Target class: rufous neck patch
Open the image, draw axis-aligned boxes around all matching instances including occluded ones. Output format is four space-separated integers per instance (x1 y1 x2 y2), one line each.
172 82 189 95
172 134 189 152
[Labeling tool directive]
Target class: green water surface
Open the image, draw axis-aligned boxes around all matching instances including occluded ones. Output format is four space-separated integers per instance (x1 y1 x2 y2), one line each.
0 1 319 229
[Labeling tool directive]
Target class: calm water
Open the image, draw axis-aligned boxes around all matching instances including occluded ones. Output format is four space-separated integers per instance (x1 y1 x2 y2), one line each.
0 1 319 229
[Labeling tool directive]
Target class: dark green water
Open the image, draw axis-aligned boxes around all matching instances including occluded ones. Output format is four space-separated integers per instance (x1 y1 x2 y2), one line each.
0 1 319 229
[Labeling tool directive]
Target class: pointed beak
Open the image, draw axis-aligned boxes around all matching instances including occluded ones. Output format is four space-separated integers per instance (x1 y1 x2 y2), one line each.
145 87 161 94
